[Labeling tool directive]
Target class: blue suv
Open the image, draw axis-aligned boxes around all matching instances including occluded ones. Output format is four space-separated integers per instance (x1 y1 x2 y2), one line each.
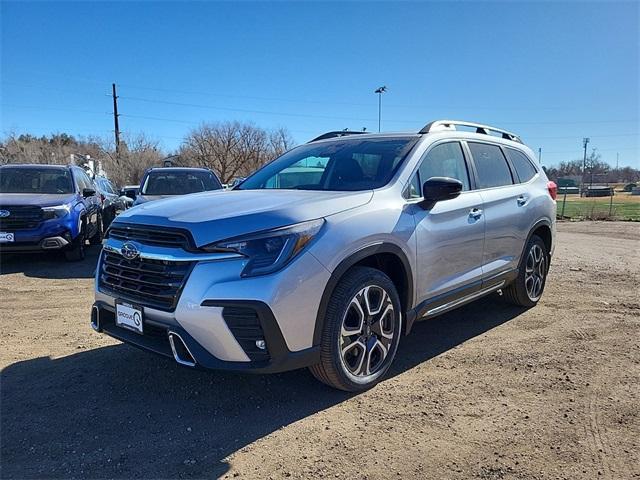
0 164 103 261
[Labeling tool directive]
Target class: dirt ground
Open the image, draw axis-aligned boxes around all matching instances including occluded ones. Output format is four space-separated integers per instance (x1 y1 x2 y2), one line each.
1 221 638 479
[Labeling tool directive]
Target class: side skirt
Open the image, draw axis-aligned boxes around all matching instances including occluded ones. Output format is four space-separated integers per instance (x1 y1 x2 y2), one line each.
405 268 518 334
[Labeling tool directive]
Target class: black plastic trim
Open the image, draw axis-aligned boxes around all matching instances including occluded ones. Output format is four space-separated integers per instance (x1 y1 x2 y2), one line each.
406 268 518 333
312 243 414 345
93 300 319 373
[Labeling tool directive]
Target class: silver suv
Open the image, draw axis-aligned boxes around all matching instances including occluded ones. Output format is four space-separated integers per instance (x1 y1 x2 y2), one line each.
91 120 557 391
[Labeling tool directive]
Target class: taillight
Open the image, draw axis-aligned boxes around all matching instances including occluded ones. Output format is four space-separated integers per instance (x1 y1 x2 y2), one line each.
547 181 557 200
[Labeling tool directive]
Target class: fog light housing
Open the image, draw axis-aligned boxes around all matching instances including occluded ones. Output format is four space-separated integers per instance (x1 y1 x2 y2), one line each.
255 339 266 350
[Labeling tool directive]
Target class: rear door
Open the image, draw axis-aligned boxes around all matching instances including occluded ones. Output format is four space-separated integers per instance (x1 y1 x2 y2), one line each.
466 142 530 281
410 141 486 304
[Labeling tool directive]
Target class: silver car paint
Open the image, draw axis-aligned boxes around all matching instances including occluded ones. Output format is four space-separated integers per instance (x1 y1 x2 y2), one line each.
96 129 556 363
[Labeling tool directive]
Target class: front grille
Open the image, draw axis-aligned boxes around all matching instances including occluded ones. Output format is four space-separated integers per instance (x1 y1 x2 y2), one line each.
222 306 270 362
0 205 43 230
107 224 194 250
98 251 194 311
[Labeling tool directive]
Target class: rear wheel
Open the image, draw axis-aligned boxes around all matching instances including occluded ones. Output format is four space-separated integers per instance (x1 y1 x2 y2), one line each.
503 235 549 307
89 214 104 245
309 267 402 392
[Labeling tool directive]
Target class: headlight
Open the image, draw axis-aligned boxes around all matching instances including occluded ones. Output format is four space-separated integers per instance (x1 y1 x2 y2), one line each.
202 219 324 277
42 204 71 220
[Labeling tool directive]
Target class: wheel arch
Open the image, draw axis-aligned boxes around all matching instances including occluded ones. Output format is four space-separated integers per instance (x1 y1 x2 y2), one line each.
527 218 553 256
312 243 414 345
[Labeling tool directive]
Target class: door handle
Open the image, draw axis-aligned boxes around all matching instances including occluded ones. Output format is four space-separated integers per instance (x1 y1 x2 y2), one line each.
517 195 527 206
469 208 483 219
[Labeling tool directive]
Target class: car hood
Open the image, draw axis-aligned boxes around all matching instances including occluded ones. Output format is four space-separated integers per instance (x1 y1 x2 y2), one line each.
115 189 373 246
0 193 76 207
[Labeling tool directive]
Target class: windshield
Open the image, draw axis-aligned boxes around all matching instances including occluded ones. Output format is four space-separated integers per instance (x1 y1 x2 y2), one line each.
238 137 417 191
141 170 221 195
0 167 74 194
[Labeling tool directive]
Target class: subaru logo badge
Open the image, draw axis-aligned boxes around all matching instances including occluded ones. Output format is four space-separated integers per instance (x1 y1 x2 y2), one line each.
121 241 140 260
0 210 10 218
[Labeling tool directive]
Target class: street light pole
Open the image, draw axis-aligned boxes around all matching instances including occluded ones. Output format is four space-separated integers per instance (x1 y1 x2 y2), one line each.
582 137 590 189
374 86 387 132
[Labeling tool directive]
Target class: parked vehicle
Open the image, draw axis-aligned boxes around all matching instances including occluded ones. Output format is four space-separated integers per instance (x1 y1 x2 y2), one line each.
92 120 557 391
94 176 126 228
133 167 223 206
0 164 103 261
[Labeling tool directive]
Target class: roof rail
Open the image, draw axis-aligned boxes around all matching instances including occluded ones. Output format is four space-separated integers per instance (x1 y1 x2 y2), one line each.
419 120 522 144
308 130 368 143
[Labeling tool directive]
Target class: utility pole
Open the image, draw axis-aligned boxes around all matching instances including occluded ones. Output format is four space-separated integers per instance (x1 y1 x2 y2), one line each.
538 147 542 163
616 152 619 170
374 86 387 132
582 137 590 189
112 83 121 155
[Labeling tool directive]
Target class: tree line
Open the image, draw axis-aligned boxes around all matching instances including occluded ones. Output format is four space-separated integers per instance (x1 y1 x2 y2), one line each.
0 121 295 186
1 125 638 186
542 149 639 184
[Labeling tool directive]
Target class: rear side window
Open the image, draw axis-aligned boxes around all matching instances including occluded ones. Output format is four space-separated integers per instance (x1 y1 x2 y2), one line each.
418 142 470 191
468 142 513 189
506 148 538 183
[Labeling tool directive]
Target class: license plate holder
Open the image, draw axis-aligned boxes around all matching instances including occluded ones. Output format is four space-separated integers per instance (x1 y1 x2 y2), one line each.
115 301 144 334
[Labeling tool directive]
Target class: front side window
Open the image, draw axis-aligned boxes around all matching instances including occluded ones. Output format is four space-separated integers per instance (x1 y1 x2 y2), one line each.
506 148 538 183
239 137 417 191
0 167 73 194
141 170 222 195
418 142 470 191
468 142 513 189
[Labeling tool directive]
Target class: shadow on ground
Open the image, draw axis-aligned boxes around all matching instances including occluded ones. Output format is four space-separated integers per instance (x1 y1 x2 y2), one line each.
1 297 525 479
0 246 100 279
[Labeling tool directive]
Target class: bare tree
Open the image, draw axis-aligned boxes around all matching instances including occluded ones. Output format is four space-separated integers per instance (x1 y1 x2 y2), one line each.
179 121 295 183
100 133 164 186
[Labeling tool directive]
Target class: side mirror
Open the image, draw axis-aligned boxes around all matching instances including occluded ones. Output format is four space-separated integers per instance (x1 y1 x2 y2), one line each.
420 177 463 208
82 188 96 198
125 191 137 200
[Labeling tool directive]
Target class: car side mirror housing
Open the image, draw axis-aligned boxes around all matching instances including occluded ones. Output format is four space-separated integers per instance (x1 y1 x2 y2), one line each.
420 177 463 208
82 188 96 198
125 191 137 200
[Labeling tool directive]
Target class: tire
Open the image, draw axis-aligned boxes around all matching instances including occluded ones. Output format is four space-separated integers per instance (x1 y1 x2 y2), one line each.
309 266 402 392
65 230 86 262
102 208 115 230
503 235 549 307
89 214 104 246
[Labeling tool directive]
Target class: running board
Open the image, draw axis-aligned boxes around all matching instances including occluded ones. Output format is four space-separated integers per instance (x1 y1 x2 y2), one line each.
424 281 506 318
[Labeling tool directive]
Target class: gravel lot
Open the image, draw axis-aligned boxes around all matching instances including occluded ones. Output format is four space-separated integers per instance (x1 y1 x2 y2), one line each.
1 221 638 479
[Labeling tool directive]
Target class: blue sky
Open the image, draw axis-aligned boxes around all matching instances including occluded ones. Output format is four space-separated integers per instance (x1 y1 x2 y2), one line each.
1 1 638 167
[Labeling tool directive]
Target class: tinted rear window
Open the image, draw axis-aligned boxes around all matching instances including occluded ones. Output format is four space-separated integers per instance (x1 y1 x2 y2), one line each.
506 148 538 183
468 143 513 189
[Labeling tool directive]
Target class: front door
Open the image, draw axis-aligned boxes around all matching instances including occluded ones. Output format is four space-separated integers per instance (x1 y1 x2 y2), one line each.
410 141 486 306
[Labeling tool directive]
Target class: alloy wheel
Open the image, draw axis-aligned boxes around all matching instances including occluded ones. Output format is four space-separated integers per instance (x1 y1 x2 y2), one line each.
525 243 546 301
339 285 395 377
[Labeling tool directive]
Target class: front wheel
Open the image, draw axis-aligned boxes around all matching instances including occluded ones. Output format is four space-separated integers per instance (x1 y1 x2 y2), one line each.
309 267 402 392
503 235 549 307
65 230 85 262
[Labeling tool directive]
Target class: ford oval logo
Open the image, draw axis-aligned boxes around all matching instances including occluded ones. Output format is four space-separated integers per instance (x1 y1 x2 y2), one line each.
121 241 140 260
0 210 10 218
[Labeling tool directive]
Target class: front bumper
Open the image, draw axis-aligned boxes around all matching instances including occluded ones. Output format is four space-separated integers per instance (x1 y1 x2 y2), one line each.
94 247 331 373
92 300 320 373
0 217 76 253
